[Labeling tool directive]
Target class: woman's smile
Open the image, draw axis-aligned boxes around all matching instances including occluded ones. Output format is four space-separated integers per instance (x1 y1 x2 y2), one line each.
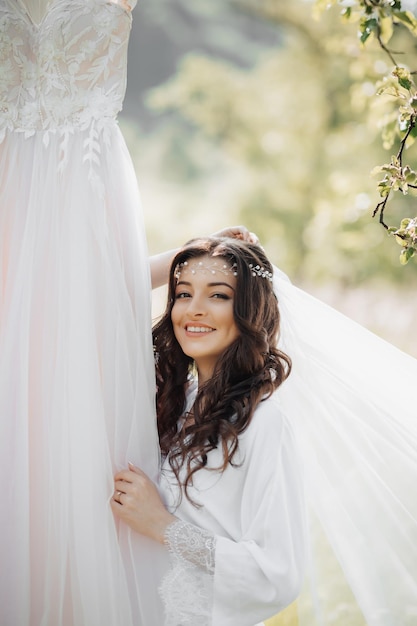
184 323 215 334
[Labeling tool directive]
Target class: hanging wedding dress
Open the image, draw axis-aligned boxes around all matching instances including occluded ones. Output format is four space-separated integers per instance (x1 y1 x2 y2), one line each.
0 1 162 624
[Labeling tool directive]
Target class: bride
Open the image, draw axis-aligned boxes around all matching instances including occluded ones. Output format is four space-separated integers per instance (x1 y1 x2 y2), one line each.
113 236 417 626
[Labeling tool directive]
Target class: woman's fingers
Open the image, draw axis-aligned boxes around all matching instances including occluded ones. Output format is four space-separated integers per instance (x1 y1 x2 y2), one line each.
211 224 260 243
113 465 157 508
111 465 173 542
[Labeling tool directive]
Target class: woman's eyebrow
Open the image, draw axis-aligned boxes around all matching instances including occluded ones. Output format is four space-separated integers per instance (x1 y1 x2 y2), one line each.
206 282 235 290
175 281 235 290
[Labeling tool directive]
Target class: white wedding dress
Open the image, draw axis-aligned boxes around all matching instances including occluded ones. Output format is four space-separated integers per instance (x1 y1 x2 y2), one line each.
0 1 162 624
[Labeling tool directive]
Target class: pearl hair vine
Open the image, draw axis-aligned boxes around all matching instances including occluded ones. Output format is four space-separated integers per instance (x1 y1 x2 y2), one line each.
175 260 238 281
174 259 273 282
248 264 273 282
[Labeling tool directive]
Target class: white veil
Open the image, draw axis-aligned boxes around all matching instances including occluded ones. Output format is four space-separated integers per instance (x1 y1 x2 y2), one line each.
273 267 417 626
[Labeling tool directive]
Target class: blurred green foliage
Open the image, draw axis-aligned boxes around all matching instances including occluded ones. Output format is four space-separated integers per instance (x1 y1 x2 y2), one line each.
315 0 417 263
133 0 417 283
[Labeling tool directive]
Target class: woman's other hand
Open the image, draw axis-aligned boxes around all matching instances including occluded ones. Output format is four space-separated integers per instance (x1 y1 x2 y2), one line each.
211 225 259 244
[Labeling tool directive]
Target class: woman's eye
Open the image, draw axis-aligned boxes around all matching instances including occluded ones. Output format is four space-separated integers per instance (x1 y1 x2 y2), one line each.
175 292 191 299
211 293 230 300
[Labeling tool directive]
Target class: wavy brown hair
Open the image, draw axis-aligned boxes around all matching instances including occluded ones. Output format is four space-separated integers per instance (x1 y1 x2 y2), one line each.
153 237 291 502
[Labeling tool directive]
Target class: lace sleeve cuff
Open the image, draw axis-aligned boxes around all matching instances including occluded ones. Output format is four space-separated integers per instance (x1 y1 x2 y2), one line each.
159 520 216 625
164 519 216 574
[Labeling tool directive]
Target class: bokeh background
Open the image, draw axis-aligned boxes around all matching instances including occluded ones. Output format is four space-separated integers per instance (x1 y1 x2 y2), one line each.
120 0 417 357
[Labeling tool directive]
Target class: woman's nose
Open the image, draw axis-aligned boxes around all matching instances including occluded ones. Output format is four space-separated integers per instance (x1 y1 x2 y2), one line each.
186 295 206 317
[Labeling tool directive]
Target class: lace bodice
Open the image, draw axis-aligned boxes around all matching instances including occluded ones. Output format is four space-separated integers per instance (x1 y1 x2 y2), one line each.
0 0 135 139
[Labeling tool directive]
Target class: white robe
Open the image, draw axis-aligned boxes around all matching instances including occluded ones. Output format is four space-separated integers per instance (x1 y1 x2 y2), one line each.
159 390 306 626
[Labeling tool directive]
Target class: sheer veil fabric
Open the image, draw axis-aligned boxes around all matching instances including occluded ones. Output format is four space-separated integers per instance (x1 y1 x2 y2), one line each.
273 267 417 625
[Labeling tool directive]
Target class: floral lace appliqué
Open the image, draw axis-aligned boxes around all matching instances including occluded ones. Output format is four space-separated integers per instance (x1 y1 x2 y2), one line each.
0 0 134 192
160 519 216 626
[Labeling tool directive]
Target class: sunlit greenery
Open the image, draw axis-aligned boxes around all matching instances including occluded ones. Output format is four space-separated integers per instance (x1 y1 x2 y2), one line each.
315 0 417 262
122 0 417 355
138 0 417 277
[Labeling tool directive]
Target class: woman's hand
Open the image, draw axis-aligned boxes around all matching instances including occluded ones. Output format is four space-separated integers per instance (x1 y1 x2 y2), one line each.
111 463 176 544
211 225 259 244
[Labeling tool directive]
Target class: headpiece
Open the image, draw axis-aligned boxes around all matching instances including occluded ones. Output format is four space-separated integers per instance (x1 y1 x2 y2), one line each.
248 263 273 282
174 259 273 282
174 259 238 281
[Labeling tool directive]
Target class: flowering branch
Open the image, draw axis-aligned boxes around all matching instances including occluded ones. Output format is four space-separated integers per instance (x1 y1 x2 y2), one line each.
316 0 417 263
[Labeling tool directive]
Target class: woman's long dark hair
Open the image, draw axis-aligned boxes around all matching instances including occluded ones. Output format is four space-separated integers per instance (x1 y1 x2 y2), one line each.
153 237 291 502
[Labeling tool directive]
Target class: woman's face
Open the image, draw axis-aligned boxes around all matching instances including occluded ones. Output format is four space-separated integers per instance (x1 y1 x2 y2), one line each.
171 255 240 384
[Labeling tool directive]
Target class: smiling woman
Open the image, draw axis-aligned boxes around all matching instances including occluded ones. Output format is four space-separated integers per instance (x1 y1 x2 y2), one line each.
112 233 417 626
112 237 304 626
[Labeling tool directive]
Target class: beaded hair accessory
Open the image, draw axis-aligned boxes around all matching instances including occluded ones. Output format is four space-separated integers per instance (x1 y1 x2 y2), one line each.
175 259 238 281
249 264 273 282
174 259 273 282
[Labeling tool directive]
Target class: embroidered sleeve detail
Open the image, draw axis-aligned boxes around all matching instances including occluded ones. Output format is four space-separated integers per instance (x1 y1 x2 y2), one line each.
159 520 216 626
164 519 215 573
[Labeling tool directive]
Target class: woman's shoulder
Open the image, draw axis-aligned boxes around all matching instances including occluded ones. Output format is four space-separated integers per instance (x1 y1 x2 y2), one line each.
235 390 300 478
253 389 286 425
242 389 293 449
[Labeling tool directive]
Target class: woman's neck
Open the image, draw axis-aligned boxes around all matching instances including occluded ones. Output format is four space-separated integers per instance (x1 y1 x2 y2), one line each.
194 364 212 388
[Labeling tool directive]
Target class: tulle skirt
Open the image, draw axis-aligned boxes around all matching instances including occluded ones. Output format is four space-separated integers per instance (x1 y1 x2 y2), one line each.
0 124 162 625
